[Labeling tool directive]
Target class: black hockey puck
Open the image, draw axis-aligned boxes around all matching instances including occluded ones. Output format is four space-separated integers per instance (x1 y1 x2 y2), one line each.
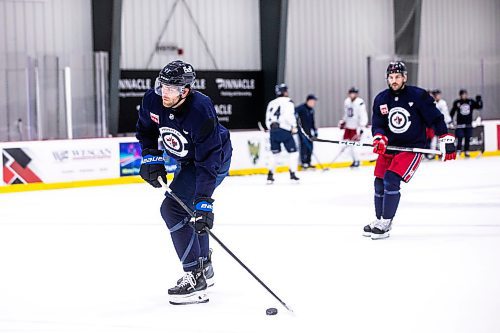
266 307 278 316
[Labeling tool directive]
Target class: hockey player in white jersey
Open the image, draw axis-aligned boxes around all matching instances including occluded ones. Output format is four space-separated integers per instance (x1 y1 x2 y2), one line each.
432 89 452 126
422 89 453 159
265 83 300 183
339 87 368 167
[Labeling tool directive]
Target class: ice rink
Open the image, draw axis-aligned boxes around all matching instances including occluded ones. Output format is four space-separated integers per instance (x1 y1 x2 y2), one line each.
1 156 500 333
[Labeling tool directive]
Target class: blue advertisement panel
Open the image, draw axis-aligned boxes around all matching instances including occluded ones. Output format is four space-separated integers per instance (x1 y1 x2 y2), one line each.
119 142 178 176
120 142 141 176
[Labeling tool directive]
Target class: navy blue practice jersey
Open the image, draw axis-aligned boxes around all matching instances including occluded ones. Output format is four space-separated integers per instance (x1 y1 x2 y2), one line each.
136 89 231 199
372 86 448 149
450 98 482 126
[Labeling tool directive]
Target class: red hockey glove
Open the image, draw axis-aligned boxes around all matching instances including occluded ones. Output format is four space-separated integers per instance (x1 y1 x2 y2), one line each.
438 134 457 162
372 134 388 154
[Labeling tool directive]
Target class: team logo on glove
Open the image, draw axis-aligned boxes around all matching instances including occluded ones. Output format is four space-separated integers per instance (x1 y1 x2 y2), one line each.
160 127 189 157
388 107 411 134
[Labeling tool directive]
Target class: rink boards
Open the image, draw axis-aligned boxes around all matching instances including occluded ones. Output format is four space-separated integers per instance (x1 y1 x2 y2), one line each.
1 121 500 192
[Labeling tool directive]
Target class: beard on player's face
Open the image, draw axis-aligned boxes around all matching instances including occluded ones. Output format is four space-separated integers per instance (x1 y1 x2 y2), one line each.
388 74 406 91
162 87 188 108
162 94 180 108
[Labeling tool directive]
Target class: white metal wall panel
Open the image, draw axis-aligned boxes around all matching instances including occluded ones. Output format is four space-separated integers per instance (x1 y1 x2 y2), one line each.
285 0 395 127
0 0 94 140
120 0 261 70
418 0 500 119
0 0 92 61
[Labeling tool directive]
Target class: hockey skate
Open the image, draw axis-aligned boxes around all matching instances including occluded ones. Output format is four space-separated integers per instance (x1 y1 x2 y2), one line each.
289 171 300 181
169 268 208 305
362 219 379 237
371 218 393 240
350 161 360 168
267 171 275 184
178 250 214 288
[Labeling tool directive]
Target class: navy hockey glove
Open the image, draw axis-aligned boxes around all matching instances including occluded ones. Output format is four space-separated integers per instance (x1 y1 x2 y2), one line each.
373 134 388 154
438 134 457 162
140 148 167 188
193 198 214 234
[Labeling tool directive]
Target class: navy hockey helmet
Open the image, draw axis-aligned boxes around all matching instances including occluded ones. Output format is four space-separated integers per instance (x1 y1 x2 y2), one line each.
155 60 196 95
275 83 288 96
348 87 359 94
386 61 407 78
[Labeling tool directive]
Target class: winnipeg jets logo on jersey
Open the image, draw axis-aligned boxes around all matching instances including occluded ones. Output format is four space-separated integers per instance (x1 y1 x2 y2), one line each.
388 107 412 134
459 103 471 116
160 127 189 157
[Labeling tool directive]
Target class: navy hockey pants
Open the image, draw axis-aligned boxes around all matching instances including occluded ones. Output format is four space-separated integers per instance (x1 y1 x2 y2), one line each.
455 127 472 152
160 157 231 272
299 132 313 165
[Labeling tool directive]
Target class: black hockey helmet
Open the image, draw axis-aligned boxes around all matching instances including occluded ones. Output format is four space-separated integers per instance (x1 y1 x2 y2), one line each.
386 61 407 77
459 89 468 96
275 83 288 96
348 86 359 94
155 60 196 95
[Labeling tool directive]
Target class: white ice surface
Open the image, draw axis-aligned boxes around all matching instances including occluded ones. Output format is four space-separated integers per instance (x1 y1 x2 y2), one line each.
1 157 500 333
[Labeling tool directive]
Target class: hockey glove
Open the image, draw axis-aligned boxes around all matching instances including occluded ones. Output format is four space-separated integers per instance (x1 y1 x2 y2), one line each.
373 134 388 154
139 148 167 188
338 120 346 129
438 134 457 162
193 197 214 234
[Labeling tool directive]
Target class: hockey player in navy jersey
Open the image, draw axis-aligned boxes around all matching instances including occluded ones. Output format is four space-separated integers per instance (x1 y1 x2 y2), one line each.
450 89 483 158
136 60 232 304
364 61 456 239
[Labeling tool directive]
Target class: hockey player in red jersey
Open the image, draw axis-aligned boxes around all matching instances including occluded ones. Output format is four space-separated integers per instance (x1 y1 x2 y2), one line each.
363 61 457 240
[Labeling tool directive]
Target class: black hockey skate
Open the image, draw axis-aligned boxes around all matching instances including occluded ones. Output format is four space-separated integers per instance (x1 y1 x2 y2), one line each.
203 250 215 288
350 161 360 168
177 250 214 288
267 171 275 184
289 171 300 181
371 218 393 240
362 220 378 237
169 268 208 305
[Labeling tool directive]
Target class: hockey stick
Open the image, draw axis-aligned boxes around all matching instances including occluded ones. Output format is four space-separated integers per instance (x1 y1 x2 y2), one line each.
330 145 347 163
298 125 442 155
158 177 293 313
310 146 328 171
294 119 329 170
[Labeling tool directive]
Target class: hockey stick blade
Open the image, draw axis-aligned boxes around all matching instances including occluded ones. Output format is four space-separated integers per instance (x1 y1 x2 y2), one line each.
157 177 294 313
